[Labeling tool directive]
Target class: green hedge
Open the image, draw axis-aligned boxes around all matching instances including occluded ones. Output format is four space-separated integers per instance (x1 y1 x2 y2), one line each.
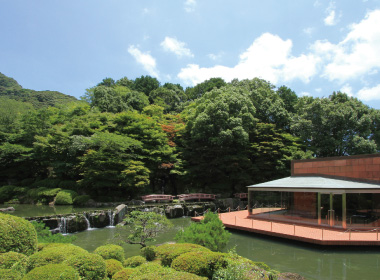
64 253 106 280
55 190 78 205
94 244 125 262
23 264 80 280
0 252 28 271
0 213 37 256
73 195 91 206
28 244 87 270
123 256 146 268
0 268 22 280
156 243 211 267
171 251 228 278
105 259 124 278
112 268 135 280
140 246 157 261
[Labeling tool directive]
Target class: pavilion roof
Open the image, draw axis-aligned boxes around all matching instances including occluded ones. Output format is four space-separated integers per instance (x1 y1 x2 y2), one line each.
247 176 380 193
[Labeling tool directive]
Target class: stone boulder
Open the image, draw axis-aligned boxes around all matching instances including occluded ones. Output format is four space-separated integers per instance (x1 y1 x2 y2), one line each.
165 205 184 218
0 207 15 212
184 205 204 217
87 211 111 228
113 204 127 225
60 215 88 234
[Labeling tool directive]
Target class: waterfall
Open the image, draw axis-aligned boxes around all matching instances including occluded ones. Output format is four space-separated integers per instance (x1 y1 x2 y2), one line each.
59 217 67 234
108 210 115 227
83 214 93 230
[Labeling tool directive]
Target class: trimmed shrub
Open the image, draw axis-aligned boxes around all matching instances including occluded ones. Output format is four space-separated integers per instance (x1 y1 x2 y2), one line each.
73 195 91 206
141 246 157 261
171 251 228 278
0 252 28 271
105 259 124 278
23 264 80 280
94 244 125 262
55 190 78 205
0 268 22 280
65 253 107 280
36 242 67 251
0 213 37 256
156 243 211 267
28 244 87 270
123 256 146 268
112 268 135 280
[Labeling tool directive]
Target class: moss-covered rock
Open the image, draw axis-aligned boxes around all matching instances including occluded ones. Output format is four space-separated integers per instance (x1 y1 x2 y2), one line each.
105 259 124 278
123 256 146 268
28 244 87 270
156 243 211 267
0 213 37 256
94 244 125 262
23 264 80 280
65 253 106 280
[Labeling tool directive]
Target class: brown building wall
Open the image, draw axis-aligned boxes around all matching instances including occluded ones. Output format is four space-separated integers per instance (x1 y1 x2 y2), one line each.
292 154 380 183
293 192 317 217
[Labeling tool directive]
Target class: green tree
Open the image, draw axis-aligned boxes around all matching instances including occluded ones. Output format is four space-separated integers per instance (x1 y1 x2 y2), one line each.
175 211 231 252
133 75 160 95
185 77 226 100
118 211 172 248
277 85 298 114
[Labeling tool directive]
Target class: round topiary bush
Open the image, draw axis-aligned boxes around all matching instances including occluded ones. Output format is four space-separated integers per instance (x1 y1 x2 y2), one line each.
171 251 228 278
0 252 29 270
128 264 207 280
55 190 76 205
94 244 125 262
112 268 135 280
0 268 23 280
28 244 87 270
0 213 37 256
105 259 124 278
156 243 211 267
123 256 146 268
73 195 91 206
64 253 107 280
23 264 80 280
140 246 157 261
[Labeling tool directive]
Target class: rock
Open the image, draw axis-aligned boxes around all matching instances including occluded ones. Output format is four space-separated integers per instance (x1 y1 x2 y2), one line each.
278 272 306 280
42 218 59 229
0 207 15 212
88 211 111 228
50 228 60 234
129 199 145 206
84 199 98 207
165 205 184 218
113 204 127 225
65 215 88 233
152 207 164 215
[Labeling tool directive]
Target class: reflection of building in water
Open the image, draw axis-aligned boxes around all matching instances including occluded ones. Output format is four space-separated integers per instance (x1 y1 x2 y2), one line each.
248 154 380 229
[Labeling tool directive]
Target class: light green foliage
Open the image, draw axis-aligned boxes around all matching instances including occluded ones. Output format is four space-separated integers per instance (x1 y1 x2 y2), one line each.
0 214 37 256
54 190 78 205
123 256 146 268
0 251 28 277
0 268 23 280
105 259 124 278
156 243 211 267
185 77 226 100
112 268 135 280
149 86 186 113
171 251 228 278
120 211 173 248
94 244 125 262
28 244 87 270
23 264 80 280
31 221 76 243
140 245 157 261
175 212 231 252
64 253 107 280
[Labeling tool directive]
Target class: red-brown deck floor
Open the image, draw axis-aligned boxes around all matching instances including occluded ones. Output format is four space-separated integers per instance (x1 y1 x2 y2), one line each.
191 210 380 246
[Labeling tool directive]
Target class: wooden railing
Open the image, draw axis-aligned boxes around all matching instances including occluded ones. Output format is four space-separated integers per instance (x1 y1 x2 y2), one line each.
234 193 248 199
178 193 216 201
141 194 175 202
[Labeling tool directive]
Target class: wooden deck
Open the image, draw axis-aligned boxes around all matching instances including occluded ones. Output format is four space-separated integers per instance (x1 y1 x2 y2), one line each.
192 210 380 246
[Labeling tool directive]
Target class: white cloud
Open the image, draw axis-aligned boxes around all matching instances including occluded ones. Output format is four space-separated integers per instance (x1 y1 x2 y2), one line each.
300 92 312 97
161 37 194 58
208 52 224 61
357 84 380 101
340 84 354 96
314 9 380 82
178 33 319 86
324 2 339 26
303 27 314 36
315 88 322 93
128 45 159 78
184 0 196 12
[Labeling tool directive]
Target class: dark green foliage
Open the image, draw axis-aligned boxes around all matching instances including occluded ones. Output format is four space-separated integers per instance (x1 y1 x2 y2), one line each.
94 244 125 262
123 256 146 268
0 186 17 203
23 264 80 280
140 245 157 261
64 253 107 280
31 221 76 243
112 268 135 280
171 251 228 278
0 213 37 256
133 75 160 95
105 259 124 278
175 212 231 252
156 243 211 267
28 244 87 270
185 77 226 100
73 195 91 205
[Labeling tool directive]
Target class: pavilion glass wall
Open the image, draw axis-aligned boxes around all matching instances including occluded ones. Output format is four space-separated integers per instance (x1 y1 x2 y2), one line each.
249 190 319 226
346 193 380 228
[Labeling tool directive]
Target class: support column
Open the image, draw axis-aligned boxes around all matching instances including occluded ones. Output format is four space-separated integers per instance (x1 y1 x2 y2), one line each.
342 193 347 229
318 192 321 225
248 190 252 215
329 193 334 226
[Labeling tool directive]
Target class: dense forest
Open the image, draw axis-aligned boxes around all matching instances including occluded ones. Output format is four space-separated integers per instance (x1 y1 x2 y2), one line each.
0 72 379 202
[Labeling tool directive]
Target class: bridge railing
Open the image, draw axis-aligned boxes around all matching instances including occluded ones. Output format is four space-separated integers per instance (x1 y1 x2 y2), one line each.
141 194 175 202
178 193 216 201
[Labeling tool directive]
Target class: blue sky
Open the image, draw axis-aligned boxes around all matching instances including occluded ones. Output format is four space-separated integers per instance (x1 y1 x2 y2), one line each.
1 0 380 109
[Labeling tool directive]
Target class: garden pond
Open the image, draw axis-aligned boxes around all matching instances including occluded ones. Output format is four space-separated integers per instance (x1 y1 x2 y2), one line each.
3 203 380 280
